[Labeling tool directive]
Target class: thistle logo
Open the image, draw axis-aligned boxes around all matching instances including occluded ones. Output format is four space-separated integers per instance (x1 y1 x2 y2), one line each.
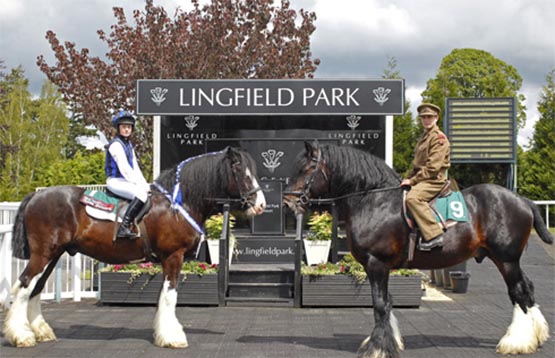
261 149 284 173
372 87 391 106
346 115 361 130
184 115 200 131
150 87 168 106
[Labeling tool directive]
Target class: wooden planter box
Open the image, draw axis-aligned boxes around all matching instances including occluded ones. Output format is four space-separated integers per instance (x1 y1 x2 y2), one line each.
99 272 218 306
302 274 422 307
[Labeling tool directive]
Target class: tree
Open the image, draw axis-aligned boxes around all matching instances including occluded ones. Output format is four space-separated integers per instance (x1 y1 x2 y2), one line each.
382 56 417 175
37 0 320 176
518 69 555 200
421 48 525 188
422 48 526 129
0 68 69 200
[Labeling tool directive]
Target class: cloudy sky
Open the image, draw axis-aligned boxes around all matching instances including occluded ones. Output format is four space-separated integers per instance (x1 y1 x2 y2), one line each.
1 0 554 146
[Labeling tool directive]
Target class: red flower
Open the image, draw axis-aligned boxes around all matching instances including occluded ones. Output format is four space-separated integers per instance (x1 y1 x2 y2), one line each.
198 263 208 271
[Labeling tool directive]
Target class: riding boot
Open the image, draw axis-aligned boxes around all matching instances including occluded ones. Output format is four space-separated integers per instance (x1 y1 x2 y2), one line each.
117 198 144 239
418 235 444 251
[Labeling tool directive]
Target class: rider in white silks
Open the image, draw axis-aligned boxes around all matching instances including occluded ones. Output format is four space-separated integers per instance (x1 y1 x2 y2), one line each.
106 110 150 239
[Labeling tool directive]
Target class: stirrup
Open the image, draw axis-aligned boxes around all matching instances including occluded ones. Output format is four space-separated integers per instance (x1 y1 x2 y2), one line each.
418 235 444 251
117 225 138 239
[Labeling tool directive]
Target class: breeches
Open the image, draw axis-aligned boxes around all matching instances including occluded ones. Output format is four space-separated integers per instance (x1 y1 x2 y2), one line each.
406 181 446 241
106 177 148 202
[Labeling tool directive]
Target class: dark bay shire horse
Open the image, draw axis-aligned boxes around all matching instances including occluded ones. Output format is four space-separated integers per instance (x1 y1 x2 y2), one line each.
284 142 553 358
4 147 266 349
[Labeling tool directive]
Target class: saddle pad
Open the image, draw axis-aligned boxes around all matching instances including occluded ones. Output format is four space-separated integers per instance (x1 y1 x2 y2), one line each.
80 189 119 214
432 191 469 222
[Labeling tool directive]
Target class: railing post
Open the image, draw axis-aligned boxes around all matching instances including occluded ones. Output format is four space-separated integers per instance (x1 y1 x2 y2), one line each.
72 254 82 302
294 212 304 308
331 203 338 263
0 226 13 308
218 203 230 306
55 259 63 303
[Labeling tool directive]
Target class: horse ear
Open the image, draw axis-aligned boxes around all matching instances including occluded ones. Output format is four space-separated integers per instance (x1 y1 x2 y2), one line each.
304 140 319 160
225 146 241 164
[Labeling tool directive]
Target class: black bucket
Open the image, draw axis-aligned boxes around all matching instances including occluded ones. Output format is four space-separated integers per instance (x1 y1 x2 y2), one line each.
449 271 471 293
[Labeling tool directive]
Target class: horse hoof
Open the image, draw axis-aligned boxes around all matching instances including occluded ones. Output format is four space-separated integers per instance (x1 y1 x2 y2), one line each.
154 338 189 349
31 320 57 342
14 335 38 348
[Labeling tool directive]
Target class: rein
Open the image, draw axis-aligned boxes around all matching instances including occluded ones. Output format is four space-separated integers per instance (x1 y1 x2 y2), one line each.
284 185 403 205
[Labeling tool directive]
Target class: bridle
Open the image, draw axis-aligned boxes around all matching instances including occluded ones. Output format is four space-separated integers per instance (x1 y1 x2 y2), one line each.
231 160 262 209
285 149 328 206
285 149 402 207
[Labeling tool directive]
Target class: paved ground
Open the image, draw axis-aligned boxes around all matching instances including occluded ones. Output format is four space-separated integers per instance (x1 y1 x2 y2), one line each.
1 235 554 358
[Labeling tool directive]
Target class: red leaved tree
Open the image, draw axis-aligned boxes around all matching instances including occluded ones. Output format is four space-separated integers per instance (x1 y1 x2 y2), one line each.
37 0 319 173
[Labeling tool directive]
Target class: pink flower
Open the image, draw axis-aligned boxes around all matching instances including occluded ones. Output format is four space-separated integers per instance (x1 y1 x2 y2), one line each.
113 264 123 272
199 263 208 271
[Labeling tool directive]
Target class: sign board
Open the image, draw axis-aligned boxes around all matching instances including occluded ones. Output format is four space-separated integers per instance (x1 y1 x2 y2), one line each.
160 116 384 174
137 79 404 115
233 238 295 263
444 97 516 163
251 180 284 235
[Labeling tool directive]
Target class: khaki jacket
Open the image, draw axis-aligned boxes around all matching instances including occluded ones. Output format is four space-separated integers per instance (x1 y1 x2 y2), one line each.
407 124 450 186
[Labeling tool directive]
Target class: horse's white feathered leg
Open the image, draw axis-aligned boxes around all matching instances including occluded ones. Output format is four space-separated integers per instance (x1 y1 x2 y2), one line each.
497 304 543 354
390 311 404 351
28 293 56 342
153 279 188 348
530 305 550 346
2 276 40 347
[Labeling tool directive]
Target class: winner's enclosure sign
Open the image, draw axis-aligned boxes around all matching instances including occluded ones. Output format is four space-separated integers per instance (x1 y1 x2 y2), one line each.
137 79 404 115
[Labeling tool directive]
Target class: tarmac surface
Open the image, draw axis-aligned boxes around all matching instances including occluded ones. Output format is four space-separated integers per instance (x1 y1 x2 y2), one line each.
1 234 554 358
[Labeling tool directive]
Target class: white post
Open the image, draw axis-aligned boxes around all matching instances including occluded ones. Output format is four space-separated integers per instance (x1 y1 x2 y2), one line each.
153 115 161 179
72 254 82 302
385 115 394 168
0 225 13 308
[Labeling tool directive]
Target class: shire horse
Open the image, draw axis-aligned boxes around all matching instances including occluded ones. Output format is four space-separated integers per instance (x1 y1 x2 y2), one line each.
3 147 266 349
284 142 553 358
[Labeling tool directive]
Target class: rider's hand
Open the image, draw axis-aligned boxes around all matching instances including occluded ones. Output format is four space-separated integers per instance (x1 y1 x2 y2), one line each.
400 178 411 187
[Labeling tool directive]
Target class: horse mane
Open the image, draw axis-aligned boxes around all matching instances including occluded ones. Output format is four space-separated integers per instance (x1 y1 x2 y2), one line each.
154 149 257 212
319 144 401 194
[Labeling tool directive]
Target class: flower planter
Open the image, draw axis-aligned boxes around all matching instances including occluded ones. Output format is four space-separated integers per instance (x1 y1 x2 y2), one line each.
301 274 422 307
99 272 218 305
303 239 331 265
206 239 234 265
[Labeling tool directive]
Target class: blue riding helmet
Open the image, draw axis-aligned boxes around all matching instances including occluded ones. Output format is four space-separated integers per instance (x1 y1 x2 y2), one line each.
112 110 136 129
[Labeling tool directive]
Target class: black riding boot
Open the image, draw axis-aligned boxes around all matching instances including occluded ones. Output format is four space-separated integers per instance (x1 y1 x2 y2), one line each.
117 198 144 239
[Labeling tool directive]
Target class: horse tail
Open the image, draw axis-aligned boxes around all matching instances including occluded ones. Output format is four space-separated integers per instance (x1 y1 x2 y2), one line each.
12 192 36 259
525 198 553 244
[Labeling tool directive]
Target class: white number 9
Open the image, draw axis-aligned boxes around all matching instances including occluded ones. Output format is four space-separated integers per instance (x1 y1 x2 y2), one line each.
450 201 464 218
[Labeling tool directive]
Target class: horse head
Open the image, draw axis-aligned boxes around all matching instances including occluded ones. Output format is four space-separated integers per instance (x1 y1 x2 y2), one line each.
284 140 330 214
224 146 266 216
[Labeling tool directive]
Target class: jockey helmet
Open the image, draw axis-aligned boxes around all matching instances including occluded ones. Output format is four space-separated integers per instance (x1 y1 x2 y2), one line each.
112 110 136 129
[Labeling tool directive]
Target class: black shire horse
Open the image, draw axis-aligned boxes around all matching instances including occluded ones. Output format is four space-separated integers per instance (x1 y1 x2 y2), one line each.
284 142 552 358
4 147 265 349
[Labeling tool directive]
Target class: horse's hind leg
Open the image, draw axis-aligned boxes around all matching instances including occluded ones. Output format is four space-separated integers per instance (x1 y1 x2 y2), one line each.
27 254 63 342
357 256 403 358
494 260 549 354
3 254 55 347
153 249 188 348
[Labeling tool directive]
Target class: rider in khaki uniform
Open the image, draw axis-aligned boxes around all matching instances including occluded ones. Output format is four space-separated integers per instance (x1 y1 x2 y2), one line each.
401 103 450 250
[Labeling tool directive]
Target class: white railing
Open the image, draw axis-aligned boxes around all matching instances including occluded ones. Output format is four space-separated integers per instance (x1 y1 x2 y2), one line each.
1 198 554 308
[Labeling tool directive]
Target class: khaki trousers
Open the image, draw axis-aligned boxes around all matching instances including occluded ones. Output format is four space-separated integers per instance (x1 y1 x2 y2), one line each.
406 181 446 241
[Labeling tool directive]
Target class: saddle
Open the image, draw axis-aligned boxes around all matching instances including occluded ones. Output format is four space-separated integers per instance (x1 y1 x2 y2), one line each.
403 181 469 260
80 189 151 224
79 189 155 261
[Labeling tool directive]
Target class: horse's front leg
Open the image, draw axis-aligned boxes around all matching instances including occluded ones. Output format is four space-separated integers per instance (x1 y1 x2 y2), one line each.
153 249 188 348
358 256 403 358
